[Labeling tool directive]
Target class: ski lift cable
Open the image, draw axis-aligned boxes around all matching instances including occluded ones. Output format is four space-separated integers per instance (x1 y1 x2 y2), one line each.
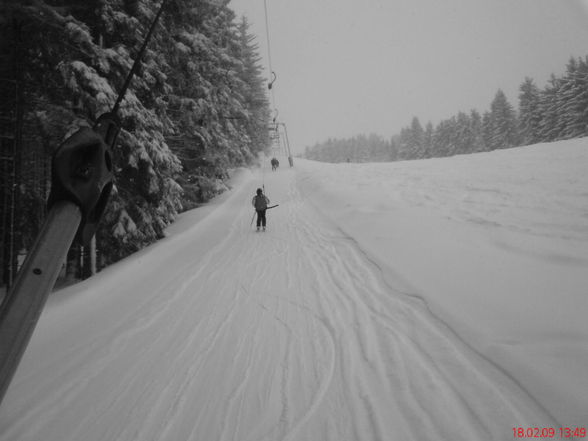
262 1 292 166
263 0 276 108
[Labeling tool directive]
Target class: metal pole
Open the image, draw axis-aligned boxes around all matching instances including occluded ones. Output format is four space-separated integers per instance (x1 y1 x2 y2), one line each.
0 201 82 404
279 123 293 166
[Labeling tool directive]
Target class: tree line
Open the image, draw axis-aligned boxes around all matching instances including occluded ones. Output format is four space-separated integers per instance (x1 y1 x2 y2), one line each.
305 55 588 162
0 0 270 287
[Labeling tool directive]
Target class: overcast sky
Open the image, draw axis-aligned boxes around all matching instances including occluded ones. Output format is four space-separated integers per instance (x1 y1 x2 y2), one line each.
228 0 588 154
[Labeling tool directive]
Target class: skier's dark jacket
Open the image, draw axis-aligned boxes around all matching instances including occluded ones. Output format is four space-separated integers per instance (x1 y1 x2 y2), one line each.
252 194 270 210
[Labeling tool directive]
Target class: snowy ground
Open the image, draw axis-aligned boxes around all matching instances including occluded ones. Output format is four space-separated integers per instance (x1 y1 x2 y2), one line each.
0 139 586 440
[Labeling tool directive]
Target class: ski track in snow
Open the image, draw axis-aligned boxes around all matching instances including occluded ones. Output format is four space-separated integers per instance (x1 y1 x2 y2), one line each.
0 165 560 441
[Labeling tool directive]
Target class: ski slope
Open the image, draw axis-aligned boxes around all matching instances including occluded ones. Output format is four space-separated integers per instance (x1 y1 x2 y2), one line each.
1 139 587 440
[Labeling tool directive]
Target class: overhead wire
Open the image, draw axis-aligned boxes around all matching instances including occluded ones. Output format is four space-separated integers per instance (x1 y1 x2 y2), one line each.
263 0 276 110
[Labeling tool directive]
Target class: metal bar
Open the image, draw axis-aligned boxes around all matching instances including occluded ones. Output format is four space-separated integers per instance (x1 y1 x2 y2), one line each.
279 123 292 158
0 200 82 405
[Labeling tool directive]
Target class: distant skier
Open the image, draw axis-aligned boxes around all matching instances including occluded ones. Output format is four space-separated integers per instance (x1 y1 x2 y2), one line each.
252 188 270 231
271 157 279 171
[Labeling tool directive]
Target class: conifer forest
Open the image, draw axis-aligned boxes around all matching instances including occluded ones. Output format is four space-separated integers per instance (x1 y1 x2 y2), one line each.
305 57 588 163
0 0 271 287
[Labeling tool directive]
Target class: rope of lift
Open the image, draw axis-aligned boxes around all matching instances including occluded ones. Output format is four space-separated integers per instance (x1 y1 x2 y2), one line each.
263 0 276 108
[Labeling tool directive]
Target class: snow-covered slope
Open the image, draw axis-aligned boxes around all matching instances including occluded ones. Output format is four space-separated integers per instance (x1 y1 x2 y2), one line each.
295 138 588 427
0 139 586 440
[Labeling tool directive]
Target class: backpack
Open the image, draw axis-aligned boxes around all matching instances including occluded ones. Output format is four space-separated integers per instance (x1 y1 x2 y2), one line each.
254 195 268 210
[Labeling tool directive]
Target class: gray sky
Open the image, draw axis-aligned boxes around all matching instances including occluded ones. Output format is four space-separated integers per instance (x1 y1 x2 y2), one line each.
228 0 588 154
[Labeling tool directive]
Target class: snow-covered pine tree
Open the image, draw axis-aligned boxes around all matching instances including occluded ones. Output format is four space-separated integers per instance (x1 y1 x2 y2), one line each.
432 117 458 157
235 16 271 161
162 0 270 209
389 135 401 161
487 89 519 149
537 75 561 143
396 118 425 160
397 126 411 160
557 57 588 140
469 109 486 152
482 110 492 149
367 133 390 161
409 116 425 159
74 0 184 264
518 77 542 145
422 122 434 158
1 1 184 267
430 120 448 157
0 1 106 281
454 111 473 155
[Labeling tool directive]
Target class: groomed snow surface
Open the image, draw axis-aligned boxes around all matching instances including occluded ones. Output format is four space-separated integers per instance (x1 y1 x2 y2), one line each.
1 139 586 440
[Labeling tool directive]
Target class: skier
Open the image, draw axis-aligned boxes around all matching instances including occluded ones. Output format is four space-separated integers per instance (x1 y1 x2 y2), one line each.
252 188 270 231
